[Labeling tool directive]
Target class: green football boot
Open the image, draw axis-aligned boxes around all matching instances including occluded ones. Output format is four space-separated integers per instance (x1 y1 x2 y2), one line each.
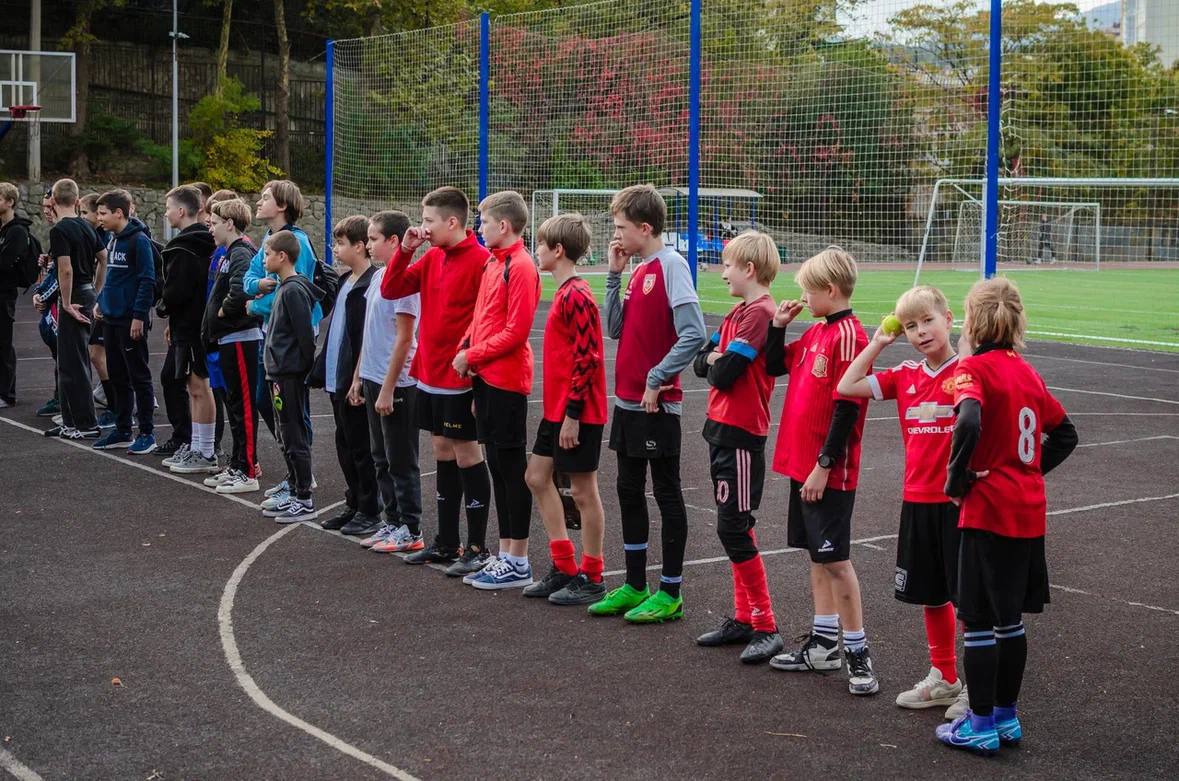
624 589 685 623
587 583 650 616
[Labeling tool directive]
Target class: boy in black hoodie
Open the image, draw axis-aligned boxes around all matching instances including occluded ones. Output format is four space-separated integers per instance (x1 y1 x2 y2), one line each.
309 216 380 536
93 189 157 452
203 198 264 494
263 230 322 522
0 181 32 407
161 185 218 474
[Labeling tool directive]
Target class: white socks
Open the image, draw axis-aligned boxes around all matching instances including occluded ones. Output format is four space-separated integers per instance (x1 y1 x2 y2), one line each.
193 422 215 459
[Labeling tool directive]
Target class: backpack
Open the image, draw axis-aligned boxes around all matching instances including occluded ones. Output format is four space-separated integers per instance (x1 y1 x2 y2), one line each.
15 232 42 290
312 256 340 319
133 236 166 304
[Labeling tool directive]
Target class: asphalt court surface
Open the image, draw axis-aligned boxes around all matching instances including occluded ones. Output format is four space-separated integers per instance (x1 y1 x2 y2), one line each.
2 292 1178 780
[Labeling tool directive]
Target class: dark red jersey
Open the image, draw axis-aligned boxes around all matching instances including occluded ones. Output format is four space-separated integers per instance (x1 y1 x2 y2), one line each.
705 295 777 444
544 276 608 425
869 355 959 503
464 240 541 395
953 349 1067 538
614 255 683 404
379 230 489 391
770 312 869 490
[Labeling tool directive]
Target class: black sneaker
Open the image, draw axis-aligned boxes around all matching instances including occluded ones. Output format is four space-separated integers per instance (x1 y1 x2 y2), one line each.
696 617 755 647
845 646 880 696
769 633 842 672
404 542 460 565
340 514 383 537
522 565 574 598
740 631 784 664
156 438 186 458
444 547 492 577
43 425 64 437
548 573 607 606
319 508 356 531
62 426 101 440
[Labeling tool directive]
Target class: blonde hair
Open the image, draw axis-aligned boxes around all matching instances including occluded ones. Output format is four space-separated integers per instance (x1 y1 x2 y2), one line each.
964 277 1026 350
211 198 252 232
795 245 857 297
723 231 780 286
51 178 80 207
0 182 21 206
479 191 529 234
537 213 592 263
610 184 666 235
895 285 950 323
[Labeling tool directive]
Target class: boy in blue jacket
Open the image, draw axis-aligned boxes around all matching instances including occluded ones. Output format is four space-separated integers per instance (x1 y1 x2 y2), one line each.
93 189 157 453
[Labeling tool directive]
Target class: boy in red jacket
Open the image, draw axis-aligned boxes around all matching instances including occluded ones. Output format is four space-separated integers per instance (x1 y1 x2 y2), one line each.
380 186 491 566
453 190 541 586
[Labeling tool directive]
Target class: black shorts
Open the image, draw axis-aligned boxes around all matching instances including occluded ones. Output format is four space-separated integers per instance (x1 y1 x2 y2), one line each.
608 406 681 459
472 377 528 448
787 478 857 563
957 529 1049 627
894 501 961 607
88 326 105 347
532 418 604 473
416 388 477 441
171 340 208 380
709 443 765 515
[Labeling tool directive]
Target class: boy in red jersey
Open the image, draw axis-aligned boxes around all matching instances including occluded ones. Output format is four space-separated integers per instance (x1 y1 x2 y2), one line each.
838 285 967 717
692 232 784 664
522 214 609 602
590 185 706 621
454 191 542 586
935 278 1077 755
380 186 491 566
764 247 877 696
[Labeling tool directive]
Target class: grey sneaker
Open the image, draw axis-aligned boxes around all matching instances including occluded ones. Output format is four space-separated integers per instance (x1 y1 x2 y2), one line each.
260 487 291 511
161 443 191 467
548 573 607 606
272 498 317 524
204 469 234 487
944 686 970 721
264 479 290 498
216 469 260 494
445 548 493 577
169 448 219 474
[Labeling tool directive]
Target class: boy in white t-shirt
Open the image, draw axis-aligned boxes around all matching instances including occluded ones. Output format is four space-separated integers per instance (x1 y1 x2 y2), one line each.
351 210 424 552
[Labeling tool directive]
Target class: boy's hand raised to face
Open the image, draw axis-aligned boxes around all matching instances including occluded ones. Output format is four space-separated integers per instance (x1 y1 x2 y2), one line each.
607 240 630 274
402 226 427 254
773 299 805 328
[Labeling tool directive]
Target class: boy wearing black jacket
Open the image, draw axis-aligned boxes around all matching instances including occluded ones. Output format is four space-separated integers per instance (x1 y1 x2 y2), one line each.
0 181 31 407
161 185 218 473
263 230 323 522
309 216 381 536
93 189 157 453
203 198 264 494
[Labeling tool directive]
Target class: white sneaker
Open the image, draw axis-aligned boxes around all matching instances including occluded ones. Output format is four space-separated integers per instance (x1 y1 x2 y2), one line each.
162 443 190 467
896 666 963 709
260 487 291 510
944 685 970 721
204 469 234 487
52 414 63 426
216 469 261 494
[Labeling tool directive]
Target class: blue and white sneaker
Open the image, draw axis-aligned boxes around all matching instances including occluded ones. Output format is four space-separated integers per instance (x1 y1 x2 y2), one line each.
127 433 157 454
264 479 290 498
936 711 1000 756
93 430 133 450
96 410 117 429
994 709 1022 744
462 554 504 584
260 487 291 511
271 498 317 524
470 558 533 591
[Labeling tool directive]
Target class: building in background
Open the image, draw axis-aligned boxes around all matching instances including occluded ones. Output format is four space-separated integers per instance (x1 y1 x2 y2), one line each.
1123 0 1179 67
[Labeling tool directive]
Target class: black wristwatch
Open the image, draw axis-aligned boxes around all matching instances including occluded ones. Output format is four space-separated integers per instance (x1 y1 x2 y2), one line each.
817 454 836 469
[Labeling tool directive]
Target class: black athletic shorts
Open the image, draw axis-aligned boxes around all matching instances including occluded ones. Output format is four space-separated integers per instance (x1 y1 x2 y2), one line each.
956 529 1049 627
894 501 961 607
709 443 765 516
532 418 604 474
88 325 105 347
472 377 528 448
171 340 208 380
608 406 681 459
787 478 857 563
417 387 477 441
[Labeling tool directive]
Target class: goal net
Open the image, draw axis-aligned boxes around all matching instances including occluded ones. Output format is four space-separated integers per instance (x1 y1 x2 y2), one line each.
951 199 1100 269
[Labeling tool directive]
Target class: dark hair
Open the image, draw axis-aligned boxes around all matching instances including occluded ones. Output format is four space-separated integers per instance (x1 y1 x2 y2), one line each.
369 210 410 242
537 213 592 263
209 188 238 205
422 186 470 226
96 189 134 220
267 230 301 264
188 181 213 203
333 214 370 246
166 185 203 218
611 184 666 236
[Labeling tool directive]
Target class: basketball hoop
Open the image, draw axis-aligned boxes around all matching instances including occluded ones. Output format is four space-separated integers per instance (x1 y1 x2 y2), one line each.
7 104 41 120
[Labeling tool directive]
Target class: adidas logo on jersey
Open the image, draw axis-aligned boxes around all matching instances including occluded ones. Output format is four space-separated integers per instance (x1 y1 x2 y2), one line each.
906 384 917 394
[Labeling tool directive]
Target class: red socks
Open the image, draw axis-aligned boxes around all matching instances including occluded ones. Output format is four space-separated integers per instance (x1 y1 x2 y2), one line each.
924 602 959 684
550 539 578 576
580 554 604 584
730 562 752 625
732 555 776 633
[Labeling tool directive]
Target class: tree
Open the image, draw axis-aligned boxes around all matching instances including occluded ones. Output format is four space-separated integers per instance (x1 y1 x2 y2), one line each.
273 0 291 173
60 0 125 178
215 0 233 92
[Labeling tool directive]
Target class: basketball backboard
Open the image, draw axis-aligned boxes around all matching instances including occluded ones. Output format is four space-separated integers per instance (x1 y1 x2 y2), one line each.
0 49 75 122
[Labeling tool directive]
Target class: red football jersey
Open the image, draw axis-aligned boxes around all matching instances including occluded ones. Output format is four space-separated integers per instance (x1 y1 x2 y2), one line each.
543 277 608 425
869 355 959 503
771 312 869 490
953 349 1067 538
706 294 776 439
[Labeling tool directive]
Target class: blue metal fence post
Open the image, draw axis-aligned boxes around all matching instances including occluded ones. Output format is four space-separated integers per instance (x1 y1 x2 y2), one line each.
324 40 335 263
983 0 1001 278
687 0 701 286
479 12 490 203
